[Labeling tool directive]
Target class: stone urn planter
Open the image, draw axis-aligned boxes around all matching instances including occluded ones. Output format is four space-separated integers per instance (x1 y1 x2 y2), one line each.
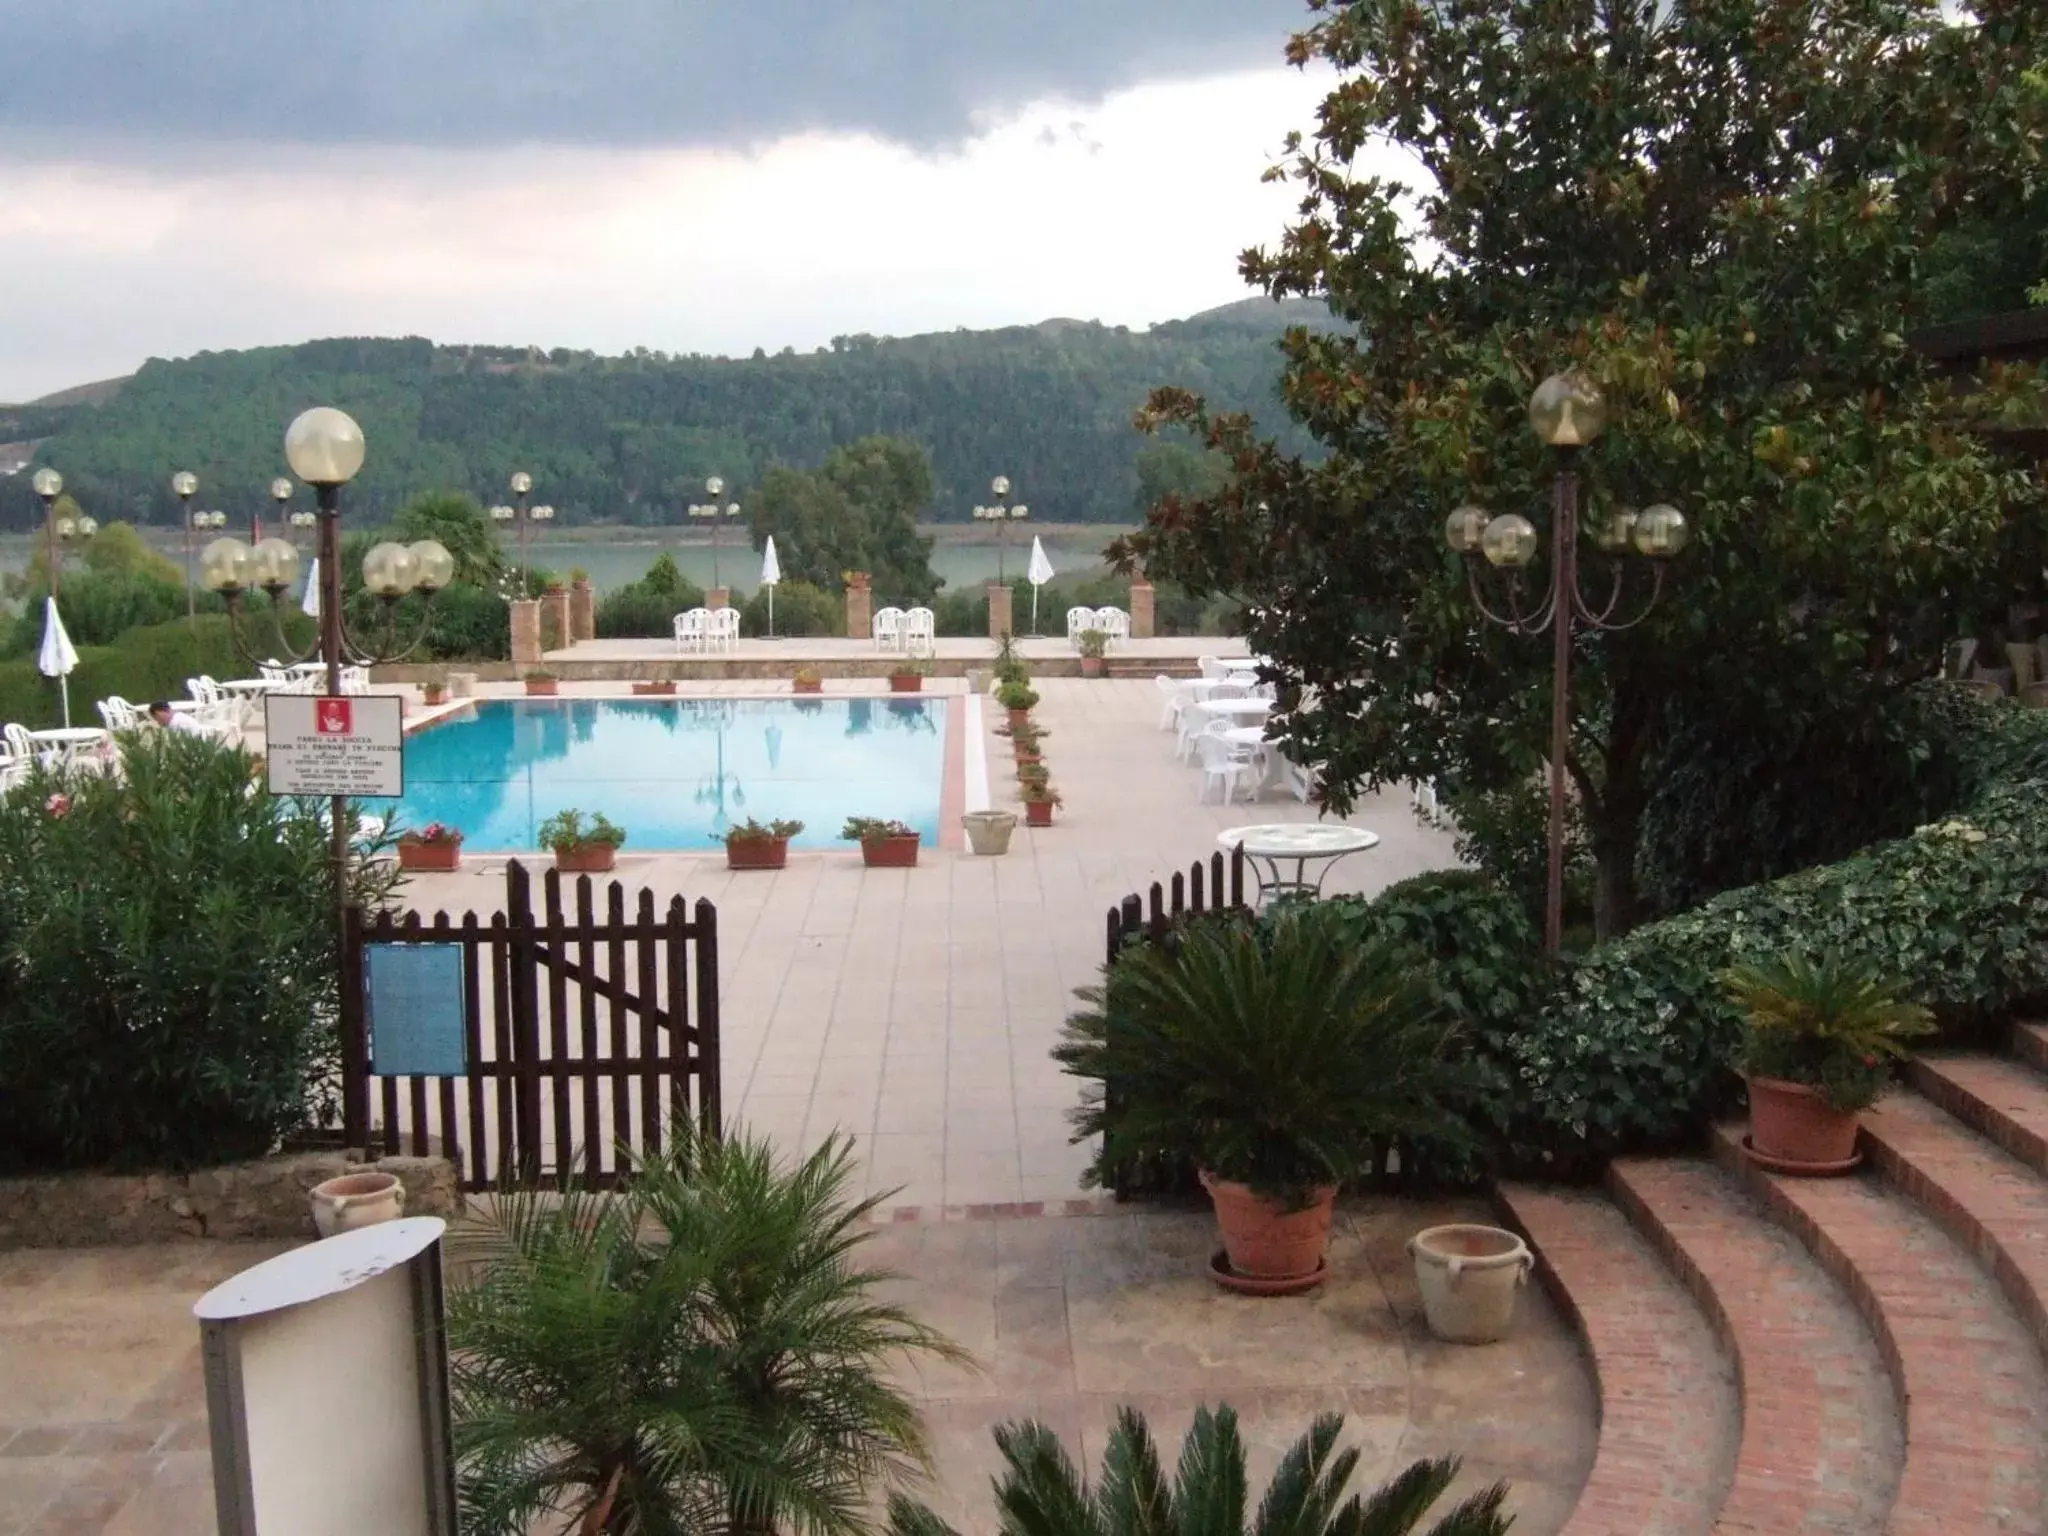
962 810 1016 855
310 1170 406 1239
1745 1076 1862 1172
1408 1224 1532 1343
1200 1171 1335 1295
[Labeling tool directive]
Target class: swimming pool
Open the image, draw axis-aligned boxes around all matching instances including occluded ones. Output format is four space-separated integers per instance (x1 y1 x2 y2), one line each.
392 698 948 852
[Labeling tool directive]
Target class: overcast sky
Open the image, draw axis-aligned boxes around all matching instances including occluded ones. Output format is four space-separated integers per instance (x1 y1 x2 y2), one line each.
0 1 1335 402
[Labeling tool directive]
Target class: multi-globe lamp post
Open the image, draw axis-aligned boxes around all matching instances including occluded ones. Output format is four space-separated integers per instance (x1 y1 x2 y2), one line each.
489 471 551 591
1443 371 1689 956
687 476 742 590
171 469 201 622
29 468 96 598
972 476 1028 584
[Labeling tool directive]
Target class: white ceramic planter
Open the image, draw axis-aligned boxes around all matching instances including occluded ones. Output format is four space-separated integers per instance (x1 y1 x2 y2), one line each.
309 1171 406 1240
1408 1223 1532 1343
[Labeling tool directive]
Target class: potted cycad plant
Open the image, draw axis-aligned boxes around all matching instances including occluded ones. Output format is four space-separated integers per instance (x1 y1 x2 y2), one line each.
1077 628 1109 678
723 816 803 871
792 666 824 696
1724 952 1935 1174
538 809 626 874
396 821 463 872
1057 902 1472 1294
843 816 921 868
524 669 559 697
888 659 929 694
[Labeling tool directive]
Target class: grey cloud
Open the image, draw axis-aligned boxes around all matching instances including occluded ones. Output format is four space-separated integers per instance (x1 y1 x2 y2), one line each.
0 1 1308 153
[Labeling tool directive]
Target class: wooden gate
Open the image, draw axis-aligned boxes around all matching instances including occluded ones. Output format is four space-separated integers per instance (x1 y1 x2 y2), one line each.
340 861 721 1189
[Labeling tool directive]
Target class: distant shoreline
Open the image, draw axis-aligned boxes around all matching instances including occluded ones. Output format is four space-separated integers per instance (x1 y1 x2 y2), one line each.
0 521 1131 553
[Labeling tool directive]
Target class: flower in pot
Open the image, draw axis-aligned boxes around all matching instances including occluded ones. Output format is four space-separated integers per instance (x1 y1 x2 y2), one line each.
995 679 1039 730
792 665 824 696
1076 627 1109 678
397 821 464 872
843 815 920 868
1021 781 1061 827
888 659 929 693
723 816 804 871
1723 952 1934 1174
524 669 560 697
539 808 627 874
1056 902 1474 1293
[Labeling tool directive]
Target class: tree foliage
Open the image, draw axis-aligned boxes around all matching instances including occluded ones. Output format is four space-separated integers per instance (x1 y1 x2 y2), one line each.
750 436 943 606
1119 0 2048 937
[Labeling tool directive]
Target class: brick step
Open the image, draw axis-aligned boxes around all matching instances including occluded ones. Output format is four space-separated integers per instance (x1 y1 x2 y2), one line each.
1712 1123 2048 1534
1606 1157 1900 1535
1904 1052 2048 1173
1860 1090 2048 1348
1495 1183 1738 1536
2013 1019 2048 1075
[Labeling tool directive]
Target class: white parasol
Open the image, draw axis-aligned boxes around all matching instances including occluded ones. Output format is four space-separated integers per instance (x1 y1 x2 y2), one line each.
301 556 322 618
760 536 782 638
37 597 78 728
1025 536 1055 637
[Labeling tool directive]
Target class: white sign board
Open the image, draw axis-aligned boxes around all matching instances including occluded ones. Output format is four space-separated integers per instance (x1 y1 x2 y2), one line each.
265 694 405 798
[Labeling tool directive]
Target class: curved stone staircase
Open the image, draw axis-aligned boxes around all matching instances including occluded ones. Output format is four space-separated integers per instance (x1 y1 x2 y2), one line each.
1498 1020 2048 1535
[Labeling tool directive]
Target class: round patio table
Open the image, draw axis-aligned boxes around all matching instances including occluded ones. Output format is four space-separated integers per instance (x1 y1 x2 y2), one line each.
1216 823 1379 904
1191 696 1274 722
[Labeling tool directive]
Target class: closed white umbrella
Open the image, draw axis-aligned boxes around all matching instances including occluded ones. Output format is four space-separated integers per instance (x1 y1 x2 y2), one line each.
37 597 79 728
301 556 322 618
1026 536 1055 637
760 537 782 638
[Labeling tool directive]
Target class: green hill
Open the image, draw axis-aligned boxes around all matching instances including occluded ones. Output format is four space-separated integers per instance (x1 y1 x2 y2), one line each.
0 298 1330 531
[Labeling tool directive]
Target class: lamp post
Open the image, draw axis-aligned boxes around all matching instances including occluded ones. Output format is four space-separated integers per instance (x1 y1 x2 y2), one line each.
171 470 199 624
972 476 1029 584
489 471 551 593
269 476 294 542
1445 370 1688 956
30 468 97 599
687 476 743 591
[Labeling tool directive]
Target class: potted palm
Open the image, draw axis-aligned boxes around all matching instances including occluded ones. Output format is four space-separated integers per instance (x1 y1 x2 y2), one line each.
723 816 803 871
843 816 920 868
396 821 463 872
888 659 929 694
792 665 824 696
1724 952 1935 1174
1077 628 1109 678
996 679 1038 731
523 669 559 697
538 808 626 873
1057 902 1473 1293
1021 781 1060 827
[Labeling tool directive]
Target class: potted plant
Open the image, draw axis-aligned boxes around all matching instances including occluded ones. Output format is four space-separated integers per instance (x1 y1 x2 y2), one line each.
539 809 627 874
961 809 1017 855
1056 902 1473 1293
396 821 464 872
1009 721 1047 766
1077 628 1109 678
1723 952 1935 1174
421 679 448 707
1021 781 1061 828
632 679 678 696
793 666 824 696
843 816 921 868
888 660 929 694
996 679 1038 730
524 669 559 697
724 816 803 871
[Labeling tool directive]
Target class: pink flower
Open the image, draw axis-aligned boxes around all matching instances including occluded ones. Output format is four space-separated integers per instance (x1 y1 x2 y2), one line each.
44 793 69 819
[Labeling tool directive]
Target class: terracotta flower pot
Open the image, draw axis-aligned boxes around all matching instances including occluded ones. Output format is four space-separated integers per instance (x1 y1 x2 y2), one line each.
1007 708 1031 731
1746 1076 1861 1171
397 839 462 872
726 836 790 871
422 688 447 707
554 844 617 874
1014 749 1042 768
793 679 824 695
632 681 677 696
525 679 559 696
1025 799 1055 827
889 673 923 693
1201 1171 1336 1283
860 834 920 868
1080 657 1104 678
310 1171 406 1239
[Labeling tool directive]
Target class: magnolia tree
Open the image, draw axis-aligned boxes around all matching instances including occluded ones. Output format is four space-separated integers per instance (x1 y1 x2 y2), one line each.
1120 0 2046 938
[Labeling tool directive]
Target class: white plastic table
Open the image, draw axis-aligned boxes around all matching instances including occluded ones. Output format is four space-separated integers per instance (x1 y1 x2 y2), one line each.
1217 823 1380 903
1216 656 1266 672
28 726 110 768
1191 697 1275 722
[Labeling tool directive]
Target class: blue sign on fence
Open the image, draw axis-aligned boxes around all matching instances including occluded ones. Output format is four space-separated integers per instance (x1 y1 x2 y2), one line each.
364 942 468 1078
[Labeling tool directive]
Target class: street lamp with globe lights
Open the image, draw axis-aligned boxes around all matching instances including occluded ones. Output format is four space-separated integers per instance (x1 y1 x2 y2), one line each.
492 471 550 591
30 468 96 599
972 475 1029 583
687 476 743 591
171 470 201 624
269 476 295 541
1444 370 1688 955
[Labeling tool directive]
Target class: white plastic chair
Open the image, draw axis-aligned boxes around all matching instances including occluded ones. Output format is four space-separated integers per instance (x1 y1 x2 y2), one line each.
3 722 50 772
673 609 707 655
1155 675 1184 731
1066 607 1097 647
1094 607 1130 648
872 607 905 652
338 666 371 696
902 607 935 657
1199 655 1226 682
1195 727 1262 805
713 607 742 652
97 697 134 731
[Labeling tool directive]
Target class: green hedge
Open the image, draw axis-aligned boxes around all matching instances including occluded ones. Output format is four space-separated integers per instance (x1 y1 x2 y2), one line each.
0 611 314 730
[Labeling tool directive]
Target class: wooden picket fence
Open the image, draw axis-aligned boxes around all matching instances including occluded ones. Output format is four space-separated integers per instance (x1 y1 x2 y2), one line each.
340 860 721 1190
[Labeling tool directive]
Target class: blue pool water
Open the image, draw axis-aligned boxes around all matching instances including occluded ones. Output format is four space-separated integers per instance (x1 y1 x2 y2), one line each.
390 698 947 852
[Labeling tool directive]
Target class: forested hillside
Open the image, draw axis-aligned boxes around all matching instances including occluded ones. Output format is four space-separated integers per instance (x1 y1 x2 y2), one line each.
0 298 1327 531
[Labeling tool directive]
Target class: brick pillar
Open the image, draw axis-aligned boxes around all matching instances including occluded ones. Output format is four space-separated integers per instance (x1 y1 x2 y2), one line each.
1129 579 1156 640
845 577 873 641
986 581 1014 643
542 585 570 650
509 598 542 668
704 586 731 611
569 577 595 641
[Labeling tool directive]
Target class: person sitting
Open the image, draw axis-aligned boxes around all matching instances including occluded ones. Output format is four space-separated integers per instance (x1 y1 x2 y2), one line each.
147 700 208 736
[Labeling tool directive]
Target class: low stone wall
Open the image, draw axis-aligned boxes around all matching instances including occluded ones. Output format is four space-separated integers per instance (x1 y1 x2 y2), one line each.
0 1152 461 1248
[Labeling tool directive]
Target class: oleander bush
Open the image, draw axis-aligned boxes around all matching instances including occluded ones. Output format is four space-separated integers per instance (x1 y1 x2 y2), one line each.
0 733 398 1172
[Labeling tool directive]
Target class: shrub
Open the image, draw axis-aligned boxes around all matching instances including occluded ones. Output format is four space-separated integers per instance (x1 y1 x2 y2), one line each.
842 816 916 841
1724 953 1934 1112
595 554 708 638
0 733 398 1172
2 570 206 656
537 809 625 852
421 583 510 660
739 579 839 637
995 680 1039 712
0 612 315 730
723 816 803 845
